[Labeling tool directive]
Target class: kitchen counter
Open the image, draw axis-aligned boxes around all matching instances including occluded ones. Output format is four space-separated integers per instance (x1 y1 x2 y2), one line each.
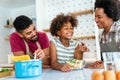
0 68 103 80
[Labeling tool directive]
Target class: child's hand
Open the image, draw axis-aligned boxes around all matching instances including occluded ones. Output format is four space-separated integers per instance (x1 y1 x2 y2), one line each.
75 43 89 53
61 64 73 72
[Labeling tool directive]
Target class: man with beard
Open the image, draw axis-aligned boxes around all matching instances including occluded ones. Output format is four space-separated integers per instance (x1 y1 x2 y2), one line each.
10 15 50 66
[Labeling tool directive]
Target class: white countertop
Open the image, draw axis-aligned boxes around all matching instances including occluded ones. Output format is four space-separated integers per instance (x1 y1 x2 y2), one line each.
0 68 103 80
0 64 13 68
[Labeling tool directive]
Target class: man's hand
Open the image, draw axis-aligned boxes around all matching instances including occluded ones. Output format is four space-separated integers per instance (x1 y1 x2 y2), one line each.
34 48 45 59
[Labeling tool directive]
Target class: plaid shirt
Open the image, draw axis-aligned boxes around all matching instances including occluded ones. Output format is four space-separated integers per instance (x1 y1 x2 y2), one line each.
99 20 120 47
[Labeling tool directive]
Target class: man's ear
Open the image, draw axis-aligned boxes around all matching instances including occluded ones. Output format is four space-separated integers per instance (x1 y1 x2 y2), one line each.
17 32 23 38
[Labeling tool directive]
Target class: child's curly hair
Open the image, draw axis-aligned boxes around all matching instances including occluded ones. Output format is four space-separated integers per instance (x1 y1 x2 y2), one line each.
50 13 78 36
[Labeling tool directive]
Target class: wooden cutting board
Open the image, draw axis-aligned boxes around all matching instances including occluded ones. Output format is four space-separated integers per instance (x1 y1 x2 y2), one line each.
0 71 14 78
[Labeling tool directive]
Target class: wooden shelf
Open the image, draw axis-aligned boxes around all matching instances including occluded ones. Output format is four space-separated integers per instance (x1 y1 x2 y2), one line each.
4 24 13 28
43 29 50 32
5 35 10 40
70 9 93 16
42 29 95 39
4 25 12 40
72 35 95 40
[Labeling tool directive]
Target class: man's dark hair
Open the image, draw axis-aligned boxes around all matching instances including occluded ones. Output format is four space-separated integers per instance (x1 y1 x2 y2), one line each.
95 0 120 21
50 13 78 36
13 15 33 32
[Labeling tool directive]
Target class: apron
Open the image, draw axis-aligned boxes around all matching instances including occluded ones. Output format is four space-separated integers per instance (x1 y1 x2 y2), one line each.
100 31 120 60
100 40 120 52
23 40 41 59
100 31 120 52
99 20 120 60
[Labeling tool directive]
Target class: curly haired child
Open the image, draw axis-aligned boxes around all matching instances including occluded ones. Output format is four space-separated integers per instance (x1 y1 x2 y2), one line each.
49 13 89 72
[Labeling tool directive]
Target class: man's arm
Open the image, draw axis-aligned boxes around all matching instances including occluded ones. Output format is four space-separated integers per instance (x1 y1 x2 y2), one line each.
13 51 25 56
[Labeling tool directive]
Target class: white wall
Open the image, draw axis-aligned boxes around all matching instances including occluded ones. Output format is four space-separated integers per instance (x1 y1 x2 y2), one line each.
11 5 36 21
36 0 46 31
0 7 12 63
10 5 36 33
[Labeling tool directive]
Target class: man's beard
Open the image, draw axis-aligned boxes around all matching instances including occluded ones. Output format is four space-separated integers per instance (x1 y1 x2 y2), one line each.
24 35 38 42
30 35 38 42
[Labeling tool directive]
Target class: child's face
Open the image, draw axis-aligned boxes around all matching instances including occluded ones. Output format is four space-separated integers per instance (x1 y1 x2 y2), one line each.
57 22 74 40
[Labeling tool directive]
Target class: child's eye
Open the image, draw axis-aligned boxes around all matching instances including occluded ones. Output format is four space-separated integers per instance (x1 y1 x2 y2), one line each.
63 27 68 29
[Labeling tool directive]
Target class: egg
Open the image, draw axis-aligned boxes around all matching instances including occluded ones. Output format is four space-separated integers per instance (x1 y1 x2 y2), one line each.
115 71 120 80
95 72 104 80
92 70 99 80
92 70 104 80
103 70 116 80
